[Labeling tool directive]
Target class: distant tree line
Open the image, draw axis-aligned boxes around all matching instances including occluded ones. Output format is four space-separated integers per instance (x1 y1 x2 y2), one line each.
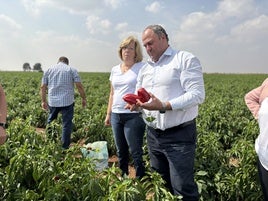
23 63 43 72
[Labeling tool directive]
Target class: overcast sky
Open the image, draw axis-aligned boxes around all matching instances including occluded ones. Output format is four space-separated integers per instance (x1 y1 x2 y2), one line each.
0 0 267 73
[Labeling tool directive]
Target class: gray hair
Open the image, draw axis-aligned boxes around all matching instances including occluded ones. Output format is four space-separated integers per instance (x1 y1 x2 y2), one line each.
144 24 169 42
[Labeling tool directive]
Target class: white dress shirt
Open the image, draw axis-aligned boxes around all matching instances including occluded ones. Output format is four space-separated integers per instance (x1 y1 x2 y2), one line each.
136 47 205 130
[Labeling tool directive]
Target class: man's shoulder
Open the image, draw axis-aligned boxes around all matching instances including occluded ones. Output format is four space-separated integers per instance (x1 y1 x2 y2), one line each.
49 63 78 71
46 63 61 70
176 49 196 58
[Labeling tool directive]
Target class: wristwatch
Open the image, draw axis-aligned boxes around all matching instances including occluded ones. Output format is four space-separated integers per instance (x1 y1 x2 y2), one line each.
0 123 8 129
159 102 167 114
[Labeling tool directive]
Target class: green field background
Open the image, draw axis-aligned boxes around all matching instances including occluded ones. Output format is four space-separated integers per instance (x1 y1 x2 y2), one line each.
0 71 267 201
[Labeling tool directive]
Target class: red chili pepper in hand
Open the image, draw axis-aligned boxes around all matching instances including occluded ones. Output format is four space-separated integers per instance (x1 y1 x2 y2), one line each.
138 88 151 103
123 94 140 104
123 88 151 104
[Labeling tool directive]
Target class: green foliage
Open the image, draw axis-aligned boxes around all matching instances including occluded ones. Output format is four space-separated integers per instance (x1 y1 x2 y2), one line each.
0 72 267 200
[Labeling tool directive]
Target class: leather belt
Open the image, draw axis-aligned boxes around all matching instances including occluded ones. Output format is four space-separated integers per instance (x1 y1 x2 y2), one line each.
150 119 196 133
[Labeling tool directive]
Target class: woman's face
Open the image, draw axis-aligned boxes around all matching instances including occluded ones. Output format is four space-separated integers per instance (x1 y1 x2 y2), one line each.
121 41 136 62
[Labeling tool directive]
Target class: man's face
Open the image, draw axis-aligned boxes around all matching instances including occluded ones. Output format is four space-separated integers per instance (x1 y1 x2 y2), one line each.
142 29 164 62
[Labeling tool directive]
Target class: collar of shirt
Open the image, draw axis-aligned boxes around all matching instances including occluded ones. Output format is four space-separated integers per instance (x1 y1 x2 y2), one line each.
147 46 173 65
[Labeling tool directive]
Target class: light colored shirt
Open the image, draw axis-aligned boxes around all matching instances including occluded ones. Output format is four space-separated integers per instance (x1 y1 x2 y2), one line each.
255 97 268 170
42 62 81 107
245 78 268 170
245 78 268 119
137 47 205 130
110 62 145 113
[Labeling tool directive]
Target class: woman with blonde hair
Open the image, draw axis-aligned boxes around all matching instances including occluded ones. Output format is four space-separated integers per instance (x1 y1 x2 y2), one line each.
105 36 146 178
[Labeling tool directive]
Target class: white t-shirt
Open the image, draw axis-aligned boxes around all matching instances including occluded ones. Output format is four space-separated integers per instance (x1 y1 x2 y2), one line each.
109 62 145 113
256 97 268 170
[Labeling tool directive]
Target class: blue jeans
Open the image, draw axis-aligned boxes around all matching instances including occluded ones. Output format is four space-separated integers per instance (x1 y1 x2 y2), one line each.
147 120 199 201
111 112 145 178
257 157 268 201
48 103 74 149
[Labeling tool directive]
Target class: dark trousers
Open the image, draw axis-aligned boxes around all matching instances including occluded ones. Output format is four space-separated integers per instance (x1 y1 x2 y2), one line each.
257 157 268 201
147 120 199 201
47 103 74 149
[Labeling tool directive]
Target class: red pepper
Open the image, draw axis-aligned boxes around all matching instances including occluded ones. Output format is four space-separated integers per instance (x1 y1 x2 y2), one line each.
123 94 140 104
123 88 151 104
138 88 151 103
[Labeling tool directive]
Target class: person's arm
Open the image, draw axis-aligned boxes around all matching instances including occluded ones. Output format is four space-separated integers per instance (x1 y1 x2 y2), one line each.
0 84 7 145
0 84 7 123
169 54 205 110
40 84 48 111
104 84 113 126
75 82 87 108
244 79 268 119
245 85 262 119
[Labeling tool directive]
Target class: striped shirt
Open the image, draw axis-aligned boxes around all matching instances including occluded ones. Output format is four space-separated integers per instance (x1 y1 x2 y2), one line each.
42 62 81 107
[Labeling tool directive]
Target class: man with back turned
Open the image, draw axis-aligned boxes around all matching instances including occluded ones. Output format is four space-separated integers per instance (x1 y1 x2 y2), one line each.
40 56 86 149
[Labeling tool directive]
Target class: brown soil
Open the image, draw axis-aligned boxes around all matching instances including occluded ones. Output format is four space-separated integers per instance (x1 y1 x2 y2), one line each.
108 155 136 178
229 157 240 167
35 127 46 135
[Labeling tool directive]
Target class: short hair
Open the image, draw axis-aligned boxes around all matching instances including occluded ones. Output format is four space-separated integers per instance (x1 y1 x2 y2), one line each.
144 24 169 42
58 56 69 65
118 36 143 63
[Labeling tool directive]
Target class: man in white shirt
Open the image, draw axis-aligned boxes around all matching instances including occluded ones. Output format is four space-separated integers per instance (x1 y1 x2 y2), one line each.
132 25 205 200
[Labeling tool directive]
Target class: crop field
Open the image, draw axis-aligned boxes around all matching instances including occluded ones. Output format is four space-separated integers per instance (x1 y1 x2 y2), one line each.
0 71 267 200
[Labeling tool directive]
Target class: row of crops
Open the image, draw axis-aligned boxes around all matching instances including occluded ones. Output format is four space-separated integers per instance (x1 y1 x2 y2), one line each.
0 71 267 200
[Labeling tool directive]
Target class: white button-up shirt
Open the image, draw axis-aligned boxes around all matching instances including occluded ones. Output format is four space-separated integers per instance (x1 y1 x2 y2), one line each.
256 97 268 170
137 47 205 130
